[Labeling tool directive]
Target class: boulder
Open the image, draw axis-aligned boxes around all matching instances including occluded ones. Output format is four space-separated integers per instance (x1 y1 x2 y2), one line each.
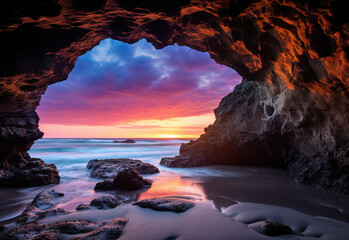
113 168 152 191
17 190 68 224
94 179 115 191
31 190 64 210
133 197 195 213
0 157 60 187
90 196 120 210
87 158 159 179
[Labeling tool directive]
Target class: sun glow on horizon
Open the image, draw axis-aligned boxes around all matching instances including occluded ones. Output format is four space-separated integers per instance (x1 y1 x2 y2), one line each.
39 113 215 139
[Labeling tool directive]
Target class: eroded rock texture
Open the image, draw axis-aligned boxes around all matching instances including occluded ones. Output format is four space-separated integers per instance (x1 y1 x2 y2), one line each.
0 0 348 190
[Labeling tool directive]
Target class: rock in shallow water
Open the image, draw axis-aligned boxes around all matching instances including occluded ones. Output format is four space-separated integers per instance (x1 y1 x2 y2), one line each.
133 197 195 213
95 168 152 191
16 190 67 223
94 179 115 191
87 158 159 179
113 168 152 191
31 190 64 210
160 156 203 168
90 196 120 210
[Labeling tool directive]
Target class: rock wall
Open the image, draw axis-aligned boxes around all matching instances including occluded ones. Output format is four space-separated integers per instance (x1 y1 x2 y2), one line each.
162 79 349 192
0 0 348 190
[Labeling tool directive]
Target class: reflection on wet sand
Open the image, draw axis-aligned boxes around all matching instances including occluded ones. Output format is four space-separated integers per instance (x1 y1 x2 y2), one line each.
195 166 349 222
138 173 204 201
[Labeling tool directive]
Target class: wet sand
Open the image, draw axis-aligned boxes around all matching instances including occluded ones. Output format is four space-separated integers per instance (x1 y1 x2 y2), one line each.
1 165 349 239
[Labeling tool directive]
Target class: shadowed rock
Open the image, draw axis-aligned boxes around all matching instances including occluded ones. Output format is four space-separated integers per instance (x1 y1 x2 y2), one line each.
261 221 293 236
90 196 120 209
113 168 152 190
0 157 60 187
87 158 159 179
94 179 115 191
133 197 195 213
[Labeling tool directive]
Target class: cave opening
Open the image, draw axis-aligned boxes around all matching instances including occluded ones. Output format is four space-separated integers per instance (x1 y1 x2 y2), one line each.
36 38 242 139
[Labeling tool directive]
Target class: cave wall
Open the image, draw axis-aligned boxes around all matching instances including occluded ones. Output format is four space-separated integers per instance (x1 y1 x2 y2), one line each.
0 0 348 190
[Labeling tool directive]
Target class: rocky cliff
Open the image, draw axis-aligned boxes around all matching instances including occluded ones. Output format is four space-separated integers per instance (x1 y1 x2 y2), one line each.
0 0 348 190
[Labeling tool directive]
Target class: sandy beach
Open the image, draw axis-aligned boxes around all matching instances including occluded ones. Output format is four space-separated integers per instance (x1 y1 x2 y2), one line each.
1 139 348 239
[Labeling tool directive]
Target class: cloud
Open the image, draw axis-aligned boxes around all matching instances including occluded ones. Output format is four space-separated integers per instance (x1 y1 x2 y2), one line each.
37 39 241 126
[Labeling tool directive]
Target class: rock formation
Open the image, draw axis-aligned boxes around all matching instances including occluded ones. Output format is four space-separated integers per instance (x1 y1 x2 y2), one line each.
0 191 128 240
133 197 195 213
112 167 152 190
87 158 159 179
0 0 348 191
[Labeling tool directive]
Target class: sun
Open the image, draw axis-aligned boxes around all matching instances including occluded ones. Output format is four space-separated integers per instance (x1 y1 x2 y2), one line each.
156 134 183 139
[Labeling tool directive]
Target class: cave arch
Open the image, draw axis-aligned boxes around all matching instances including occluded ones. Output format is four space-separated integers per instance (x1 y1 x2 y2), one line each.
0 0 348 192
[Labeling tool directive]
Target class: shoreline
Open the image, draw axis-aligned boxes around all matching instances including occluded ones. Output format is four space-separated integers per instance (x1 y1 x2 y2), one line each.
1 165 349 223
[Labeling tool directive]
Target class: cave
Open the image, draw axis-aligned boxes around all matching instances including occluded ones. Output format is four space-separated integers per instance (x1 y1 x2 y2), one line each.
0 0 348 193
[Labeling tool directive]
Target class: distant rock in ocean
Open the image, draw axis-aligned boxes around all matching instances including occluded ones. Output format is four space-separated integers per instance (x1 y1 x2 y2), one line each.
113 139 136 143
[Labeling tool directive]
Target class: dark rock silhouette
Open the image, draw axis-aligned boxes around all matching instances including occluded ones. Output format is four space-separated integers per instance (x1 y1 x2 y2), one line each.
95 167 152 191
261 221 293 236
113 168 152 190
0 0 348 191
0 155 60 187
95 179 115 191
113 139 136 143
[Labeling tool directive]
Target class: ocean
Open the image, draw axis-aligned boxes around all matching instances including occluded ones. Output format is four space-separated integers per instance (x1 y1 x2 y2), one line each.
1 138 349 223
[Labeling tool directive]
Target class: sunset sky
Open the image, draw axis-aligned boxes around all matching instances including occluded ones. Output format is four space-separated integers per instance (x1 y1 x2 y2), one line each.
37 39 241 138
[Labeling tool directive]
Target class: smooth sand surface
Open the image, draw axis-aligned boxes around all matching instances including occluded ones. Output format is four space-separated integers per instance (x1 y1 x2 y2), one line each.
1 165 349 239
